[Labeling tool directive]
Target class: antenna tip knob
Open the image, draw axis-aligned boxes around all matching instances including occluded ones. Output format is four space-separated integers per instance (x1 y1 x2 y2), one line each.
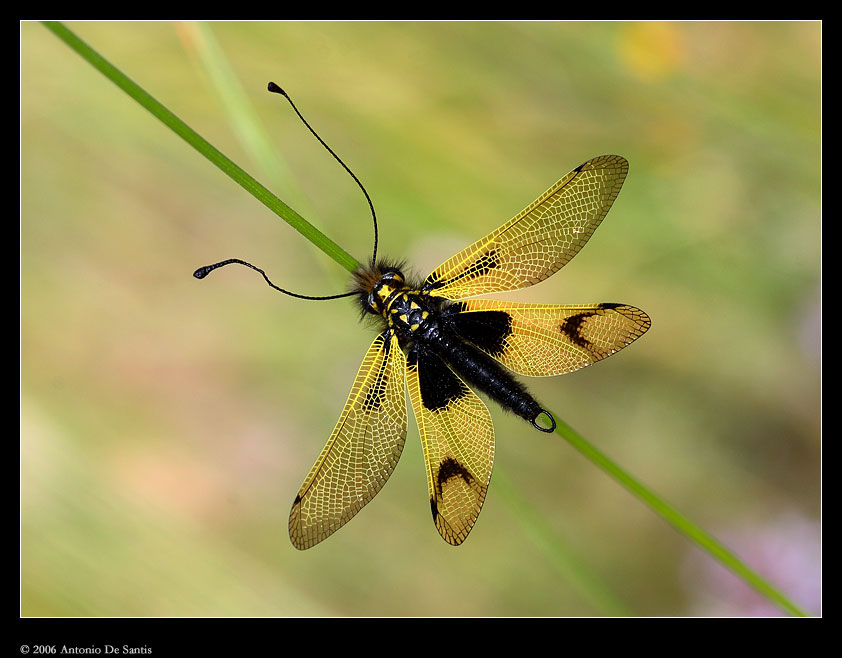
267 81 286 96
531 410 557 433
193 267 210 279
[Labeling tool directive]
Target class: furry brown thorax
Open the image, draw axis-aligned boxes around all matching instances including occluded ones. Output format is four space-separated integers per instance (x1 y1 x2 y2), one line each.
352 261 418 317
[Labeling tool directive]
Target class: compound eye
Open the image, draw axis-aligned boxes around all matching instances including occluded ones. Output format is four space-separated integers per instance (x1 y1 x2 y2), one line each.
366 292 379 313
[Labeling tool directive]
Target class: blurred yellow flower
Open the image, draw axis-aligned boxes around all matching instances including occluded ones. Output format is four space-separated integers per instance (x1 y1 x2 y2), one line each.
619 21 683 79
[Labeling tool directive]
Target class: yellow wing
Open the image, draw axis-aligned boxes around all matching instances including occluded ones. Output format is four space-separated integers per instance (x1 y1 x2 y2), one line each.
289 330 407 550
405 345 494 546
443 299 651 377
424 155 629 300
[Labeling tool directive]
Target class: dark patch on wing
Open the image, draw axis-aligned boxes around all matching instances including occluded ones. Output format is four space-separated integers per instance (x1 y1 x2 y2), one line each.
444 306 513 358
559 311 597 349
469 249 499 279
413 346 467 412
424 249 499 291
432 458 475 520
362 382 385 410
361 333 391 410
437 456 474 489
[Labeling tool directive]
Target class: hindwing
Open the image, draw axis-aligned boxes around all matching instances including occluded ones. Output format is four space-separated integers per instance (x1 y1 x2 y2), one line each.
424 155 628 300
405 345 494 546
289 330 407 550
444 299 651 377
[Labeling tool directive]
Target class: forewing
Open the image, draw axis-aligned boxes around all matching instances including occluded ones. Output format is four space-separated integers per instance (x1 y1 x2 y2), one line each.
289 330 407 550
424 155 628 300
406 346 494 546
445 299 651 377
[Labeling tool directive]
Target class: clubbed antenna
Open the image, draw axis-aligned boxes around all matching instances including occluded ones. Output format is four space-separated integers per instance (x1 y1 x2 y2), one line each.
267 82 378 265
193 258 355 300
194 83 379 301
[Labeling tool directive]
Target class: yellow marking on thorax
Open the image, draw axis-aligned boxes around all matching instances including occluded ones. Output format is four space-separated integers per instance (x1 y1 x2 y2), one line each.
376 283 401 319
375 285 395 304
382 287 426 322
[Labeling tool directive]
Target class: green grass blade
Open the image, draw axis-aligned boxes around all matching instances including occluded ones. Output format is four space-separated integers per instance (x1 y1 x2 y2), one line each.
41 21 361 275
175 21 301 199
551 413 809 617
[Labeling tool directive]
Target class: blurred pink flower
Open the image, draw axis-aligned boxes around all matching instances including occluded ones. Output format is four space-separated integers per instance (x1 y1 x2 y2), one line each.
682 511 820 616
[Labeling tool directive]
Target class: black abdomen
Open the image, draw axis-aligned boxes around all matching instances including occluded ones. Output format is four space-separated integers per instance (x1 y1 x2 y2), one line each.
418 325 544 426
387 290 554 433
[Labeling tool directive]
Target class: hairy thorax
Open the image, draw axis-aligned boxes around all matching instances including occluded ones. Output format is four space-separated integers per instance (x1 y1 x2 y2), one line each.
354 262 445 346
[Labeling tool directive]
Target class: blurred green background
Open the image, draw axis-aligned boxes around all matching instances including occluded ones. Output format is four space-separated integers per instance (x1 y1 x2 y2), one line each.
21 21 820 617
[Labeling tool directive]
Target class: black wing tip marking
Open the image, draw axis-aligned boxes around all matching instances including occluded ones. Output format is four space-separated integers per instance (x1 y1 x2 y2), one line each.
288 502 309 551
598 303 652 332
576 154 628 172
430 498 472 547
